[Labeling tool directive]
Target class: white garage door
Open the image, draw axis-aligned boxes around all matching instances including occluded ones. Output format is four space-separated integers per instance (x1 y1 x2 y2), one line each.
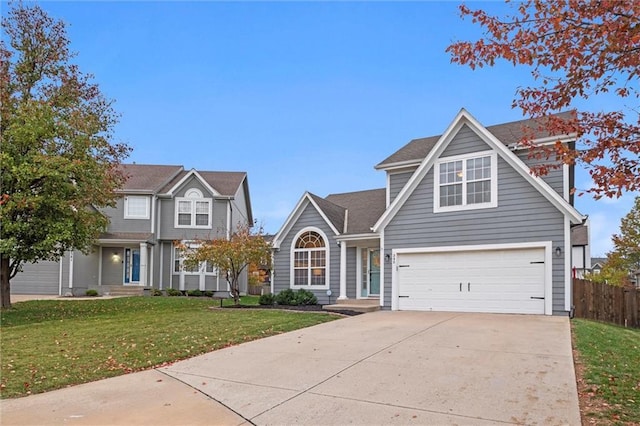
397 247 546 314
11 260 60 295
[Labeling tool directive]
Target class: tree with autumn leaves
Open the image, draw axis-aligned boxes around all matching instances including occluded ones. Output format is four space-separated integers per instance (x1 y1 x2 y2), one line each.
180 224 272 305
0 4 129 308
447 0 639 198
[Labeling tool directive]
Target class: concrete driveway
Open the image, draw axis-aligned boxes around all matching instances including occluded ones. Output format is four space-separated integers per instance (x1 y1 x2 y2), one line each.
2 311 580 425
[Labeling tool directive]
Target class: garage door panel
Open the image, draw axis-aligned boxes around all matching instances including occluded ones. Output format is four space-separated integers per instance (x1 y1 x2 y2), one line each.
397 247 545 314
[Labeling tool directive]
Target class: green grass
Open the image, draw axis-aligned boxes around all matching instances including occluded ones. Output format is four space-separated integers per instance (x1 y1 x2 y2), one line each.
0 296 338 398
572 319 640 424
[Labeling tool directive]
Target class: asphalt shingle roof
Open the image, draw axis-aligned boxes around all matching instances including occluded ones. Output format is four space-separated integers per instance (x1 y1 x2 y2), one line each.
159 170 247 196
308 193 346 233
120 164 183 192
376 111 576 169
326 188 386 234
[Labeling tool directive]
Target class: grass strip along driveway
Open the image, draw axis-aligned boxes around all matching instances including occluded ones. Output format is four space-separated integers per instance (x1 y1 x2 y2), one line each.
0 297 338 399
572 319 640 424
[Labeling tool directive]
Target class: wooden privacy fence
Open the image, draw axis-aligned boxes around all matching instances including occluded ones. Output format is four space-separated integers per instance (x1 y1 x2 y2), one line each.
573 279 639 328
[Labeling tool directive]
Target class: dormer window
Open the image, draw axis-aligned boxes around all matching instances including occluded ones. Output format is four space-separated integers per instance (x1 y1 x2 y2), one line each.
175 188 212 228
124 196 150 219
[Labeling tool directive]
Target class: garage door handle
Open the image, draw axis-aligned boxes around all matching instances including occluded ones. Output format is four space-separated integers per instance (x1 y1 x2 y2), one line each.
530 296 545 300
468 282 470 291
399 295 409 298
398 265 410 268
459 282 462 292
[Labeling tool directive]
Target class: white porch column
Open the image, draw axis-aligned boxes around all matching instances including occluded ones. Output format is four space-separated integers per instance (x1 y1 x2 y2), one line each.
338 241 347 300
139 242 148 287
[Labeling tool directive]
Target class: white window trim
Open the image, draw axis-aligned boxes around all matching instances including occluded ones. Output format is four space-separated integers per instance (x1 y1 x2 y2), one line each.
289 226 330 290
173 242 217 276
124 195 150 219
174 190 213 229
433 150 498 213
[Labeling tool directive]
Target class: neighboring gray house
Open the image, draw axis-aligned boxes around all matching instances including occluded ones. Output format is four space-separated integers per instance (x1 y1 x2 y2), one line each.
272 109 589 315
12 164 253 296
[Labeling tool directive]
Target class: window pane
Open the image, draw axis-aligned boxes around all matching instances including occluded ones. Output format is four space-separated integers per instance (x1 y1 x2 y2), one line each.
440 183 462 206
294 269 308 286
178 201 191 213
178 213 191 226
205 261 214 273
310 250 326 267
468 180 491 204
195 213 208 226
294 251 308 267
295 231 325 248
467 156 491 181
195 201 209 214
310 268 325 286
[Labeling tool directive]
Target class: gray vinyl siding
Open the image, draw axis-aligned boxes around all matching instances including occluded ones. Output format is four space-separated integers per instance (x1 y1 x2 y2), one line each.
231 182 250 229
11 260 60 295
346 247 357 299
384 126 567 313
516 151 565 197
159 241 173 289
102 196 153 234
71 249 99 294
102 248 124 286
389 171 414 204
273 203 340 304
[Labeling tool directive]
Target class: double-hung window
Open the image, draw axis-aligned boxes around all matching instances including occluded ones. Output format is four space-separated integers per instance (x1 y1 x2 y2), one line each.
434 151 497 212
175 188 212 228
124 196 150 219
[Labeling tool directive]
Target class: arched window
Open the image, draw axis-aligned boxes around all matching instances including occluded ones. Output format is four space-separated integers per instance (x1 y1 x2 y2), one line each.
292 230 327 287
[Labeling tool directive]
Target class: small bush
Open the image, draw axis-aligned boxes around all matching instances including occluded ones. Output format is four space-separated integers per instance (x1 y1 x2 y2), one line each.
275 289 298 305
295 289 317 305
166 288 182 297
203 291 213 297
85 289 99 297
259 293 275 305
152 289 163 296
187 289 203 297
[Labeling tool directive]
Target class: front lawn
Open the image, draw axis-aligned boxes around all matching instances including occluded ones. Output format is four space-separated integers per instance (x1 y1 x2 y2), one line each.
572 319 640 424
0 296 338 398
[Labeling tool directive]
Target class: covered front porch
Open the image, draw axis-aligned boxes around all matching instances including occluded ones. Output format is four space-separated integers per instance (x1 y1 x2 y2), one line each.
336 234 382 305
97 232 155 290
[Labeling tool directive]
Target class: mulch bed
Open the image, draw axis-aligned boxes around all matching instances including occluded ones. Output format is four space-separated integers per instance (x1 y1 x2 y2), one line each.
222 304 364 316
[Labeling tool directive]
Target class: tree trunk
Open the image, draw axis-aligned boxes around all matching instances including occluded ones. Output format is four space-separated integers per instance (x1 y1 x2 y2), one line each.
230 276 240 305
1 255 12 309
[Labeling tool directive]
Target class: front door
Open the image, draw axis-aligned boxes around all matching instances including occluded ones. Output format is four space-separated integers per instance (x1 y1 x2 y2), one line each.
124 248 141 285
361 248 381 297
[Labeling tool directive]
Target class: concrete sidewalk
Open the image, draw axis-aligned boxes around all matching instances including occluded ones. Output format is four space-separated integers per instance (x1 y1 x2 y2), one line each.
1 311 581 425
0 370 247 425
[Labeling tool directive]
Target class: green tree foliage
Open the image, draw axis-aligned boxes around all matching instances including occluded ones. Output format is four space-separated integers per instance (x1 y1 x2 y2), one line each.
0 3 130 308
180 224 272 305
586 197 640 286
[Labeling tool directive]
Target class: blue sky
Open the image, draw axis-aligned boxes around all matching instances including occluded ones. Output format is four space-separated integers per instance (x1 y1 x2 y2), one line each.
6 1 635 256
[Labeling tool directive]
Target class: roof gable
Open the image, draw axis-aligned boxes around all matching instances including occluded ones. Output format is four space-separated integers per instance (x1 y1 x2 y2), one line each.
373 109 584 232
272 192 343 248
376 110 576 170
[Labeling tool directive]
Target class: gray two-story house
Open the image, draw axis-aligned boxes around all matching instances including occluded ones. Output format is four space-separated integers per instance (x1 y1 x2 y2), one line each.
12 164 253 296
272 109 589 315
